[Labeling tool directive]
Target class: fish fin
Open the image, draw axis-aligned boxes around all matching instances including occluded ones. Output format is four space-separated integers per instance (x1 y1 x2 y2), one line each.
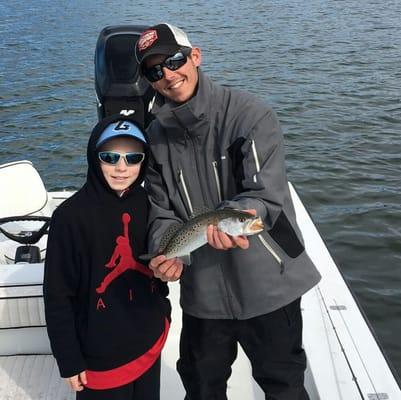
138 253 154 261
178 254 192 266
191 206 213 218
139 252 191 265
221 207 250 213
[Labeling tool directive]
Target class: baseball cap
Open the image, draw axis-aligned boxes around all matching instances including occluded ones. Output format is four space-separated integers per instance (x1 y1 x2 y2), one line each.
135 23 192 66
96 120 147 149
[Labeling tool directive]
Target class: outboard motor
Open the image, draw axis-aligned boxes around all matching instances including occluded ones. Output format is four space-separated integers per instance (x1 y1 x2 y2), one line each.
94 25 156 128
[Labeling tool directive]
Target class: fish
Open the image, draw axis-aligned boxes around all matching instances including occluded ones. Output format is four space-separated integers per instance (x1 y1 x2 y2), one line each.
140 209 264 264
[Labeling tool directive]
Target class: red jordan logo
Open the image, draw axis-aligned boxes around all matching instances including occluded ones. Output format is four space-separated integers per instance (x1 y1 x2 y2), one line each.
96 213 153 294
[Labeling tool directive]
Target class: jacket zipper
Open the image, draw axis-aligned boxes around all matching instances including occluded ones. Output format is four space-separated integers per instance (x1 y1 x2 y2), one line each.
251 139 284 272
212 161 222 203
178 169 194 216
212 160 235 316
257 234 284 274
188 132 213 206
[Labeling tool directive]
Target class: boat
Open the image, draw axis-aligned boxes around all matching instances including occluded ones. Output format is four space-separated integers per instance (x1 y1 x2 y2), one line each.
1 25 400 399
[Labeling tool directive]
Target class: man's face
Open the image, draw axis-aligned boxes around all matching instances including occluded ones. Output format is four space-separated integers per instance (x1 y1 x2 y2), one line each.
144 48 202 104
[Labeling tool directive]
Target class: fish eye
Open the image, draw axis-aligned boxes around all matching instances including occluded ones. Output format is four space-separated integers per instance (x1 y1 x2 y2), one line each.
239 217 246 222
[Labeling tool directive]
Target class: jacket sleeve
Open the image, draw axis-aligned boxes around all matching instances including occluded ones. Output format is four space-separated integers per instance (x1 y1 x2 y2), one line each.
144 152 183 255
219 108 288 230
43 209 87 377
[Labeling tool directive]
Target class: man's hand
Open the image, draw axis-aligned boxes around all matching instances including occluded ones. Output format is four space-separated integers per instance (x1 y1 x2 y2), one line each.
149 255 184 282
207 209 257 250
66 371 87 392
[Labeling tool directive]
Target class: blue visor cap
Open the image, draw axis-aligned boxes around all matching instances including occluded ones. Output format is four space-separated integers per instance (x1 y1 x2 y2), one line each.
96 121 147 149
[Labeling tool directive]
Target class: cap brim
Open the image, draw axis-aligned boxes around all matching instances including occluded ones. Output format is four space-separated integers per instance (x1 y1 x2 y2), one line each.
139 44 183 66
96 134 147 149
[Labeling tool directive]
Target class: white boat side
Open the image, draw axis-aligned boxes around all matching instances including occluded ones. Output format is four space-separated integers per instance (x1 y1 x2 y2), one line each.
0 161 400 399
291 184 401 400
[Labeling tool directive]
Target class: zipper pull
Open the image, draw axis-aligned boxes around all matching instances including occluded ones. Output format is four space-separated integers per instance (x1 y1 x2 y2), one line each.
212 161 223 203
177 169 194 216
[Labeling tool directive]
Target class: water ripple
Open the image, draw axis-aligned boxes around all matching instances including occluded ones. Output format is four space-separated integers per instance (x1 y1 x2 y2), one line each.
1 0 401 376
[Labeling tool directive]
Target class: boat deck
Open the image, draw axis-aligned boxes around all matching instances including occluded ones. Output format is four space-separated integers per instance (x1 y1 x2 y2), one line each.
0 183 400 399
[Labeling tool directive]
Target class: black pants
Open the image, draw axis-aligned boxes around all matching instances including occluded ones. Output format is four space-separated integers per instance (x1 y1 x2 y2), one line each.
76 358 160 400
177 299 309 400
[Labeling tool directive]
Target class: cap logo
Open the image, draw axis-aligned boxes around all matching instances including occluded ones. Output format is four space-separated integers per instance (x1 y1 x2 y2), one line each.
114 121 131 131
137 29 158 52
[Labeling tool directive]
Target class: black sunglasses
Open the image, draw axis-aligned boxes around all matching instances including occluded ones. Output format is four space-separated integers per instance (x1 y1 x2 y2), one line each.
142 48 192 83
98 151 145 165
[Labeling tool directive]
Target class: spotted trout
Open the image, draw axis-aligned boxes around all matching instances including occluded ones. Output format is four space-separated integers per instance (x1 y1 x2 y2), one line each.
140 209 264 264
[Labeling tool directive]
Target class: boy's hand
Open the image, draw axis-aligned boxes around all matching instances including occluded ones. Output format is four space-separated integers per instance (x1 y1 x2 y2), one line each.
66 371 87 391
150 255 183 282
207 209 257 250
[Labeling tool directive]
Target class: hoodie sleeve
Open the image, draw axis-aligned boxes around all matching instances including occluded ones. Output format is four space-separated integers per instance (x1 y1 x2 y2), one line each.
218 108 288 230
43 207 87 377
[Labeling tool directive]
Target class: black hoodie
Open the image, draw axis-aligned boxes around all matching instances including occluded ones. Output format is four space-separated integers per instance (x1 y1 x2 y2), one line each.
44 115 170 384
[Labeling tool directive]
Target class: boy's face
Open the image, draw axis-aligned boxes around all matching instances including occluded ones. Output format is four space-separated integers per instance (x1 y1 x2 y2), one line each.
98 137 144 196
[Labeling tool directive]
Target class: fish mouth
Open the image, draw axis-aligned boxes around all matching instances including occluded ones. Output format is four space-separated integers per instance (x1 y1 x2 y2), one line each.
250 217 264 233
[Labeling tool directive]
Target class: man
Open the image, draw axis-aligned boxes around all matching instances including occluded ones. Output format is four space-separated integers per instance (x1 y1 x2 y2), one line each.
135 23 321 400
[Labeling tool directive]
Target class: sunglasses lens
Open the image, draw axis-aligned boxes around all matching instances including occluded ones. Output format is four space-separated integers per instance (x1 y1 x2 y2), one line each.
144 65 164 83
164 52 187 71
125 153 144 164
143 50 189 82
98 152 120 164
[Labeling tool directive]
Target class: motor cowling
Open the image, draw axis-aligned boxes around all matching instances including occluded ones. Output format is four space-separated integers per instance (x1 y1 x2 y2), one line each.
94 25 155 128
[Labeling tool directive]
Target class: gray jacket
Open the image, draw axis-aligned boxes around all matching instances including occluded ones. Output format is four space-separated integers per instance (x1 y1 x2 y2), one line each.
145 69 321 319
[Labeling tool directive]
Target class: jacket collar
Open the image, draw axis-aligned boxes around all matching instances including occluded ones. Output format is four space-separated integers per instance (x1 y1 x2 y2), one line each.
151 69 212 131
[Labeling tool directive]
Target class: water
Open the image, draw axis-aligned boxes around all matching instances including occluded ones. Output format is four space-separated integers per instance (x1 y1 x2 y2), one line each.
1 0 401 378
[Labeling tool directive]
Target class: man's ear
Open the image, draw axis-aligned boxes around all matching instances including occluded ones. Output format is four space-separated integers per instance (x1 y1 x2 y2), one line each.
190 47 202 67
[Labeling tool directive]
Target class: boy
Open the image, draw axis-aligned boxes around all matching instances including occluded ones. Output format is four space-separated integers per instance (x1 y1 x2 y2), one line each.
44 115 170 400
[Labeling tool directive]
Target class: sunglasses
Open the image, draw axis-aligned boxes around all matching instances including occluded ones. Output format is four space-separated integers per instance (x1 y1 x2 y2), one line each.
98 151 145 165
142 48 192 82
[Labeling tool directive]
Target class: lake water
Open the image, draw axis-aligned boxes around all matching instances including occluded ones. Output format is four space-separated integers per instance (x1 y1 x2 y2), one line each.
1 0 401 379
